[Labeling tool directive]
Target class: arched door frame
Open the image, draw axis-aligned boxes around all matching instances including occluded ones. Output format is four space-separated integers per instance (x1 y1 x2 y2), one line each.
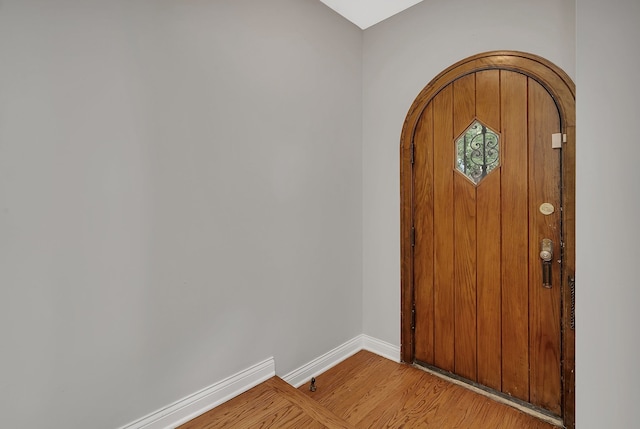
400 51 575 428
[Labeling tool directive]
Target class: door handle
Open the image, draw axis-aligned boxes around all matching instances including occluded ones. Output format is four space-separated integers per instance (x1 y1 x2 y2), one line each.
540 239 553 288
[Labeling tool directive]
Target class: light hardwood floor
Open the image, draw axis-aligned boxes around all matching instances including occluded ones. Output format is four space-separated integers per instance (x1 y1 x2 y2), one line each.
180 350 558 428
179 376 353 429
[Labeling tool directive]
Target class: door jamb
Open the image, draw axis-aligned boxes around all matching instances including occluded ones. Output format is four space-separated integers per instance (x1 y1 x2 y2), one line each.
399 51 575 428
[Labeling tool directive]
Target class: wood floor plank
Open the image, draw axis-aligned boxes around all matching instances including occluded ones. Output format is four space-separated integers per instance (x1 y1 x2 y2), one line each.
181 351 558 428
178 386 279 428
337 364 415 425
304 353 391 414
266 377 356 429
179 376 354 429
300 351 558 429
359 370 445 427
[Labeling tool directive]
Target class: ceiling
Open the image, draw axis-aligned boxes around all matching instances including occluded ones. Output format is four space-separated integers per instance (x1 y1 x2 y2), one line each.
319 0 425 29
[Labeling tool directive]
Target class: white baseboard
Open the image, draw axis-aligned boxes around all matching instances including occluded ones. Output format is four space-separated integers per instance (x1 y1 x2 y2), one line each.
119 334 400 428
282 334 401 388
361 334 401 363
282 336 362 388
118 357 275 429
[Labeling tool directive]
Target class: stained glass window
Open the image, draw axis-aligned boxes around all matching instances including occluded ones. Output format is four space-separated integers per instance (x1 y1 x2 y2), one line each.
455 120 500 184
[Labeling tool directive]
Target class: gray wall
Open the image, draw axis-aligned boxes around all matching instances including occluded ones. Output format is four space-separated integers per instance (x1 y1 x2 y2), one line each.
2 0 639 428
0 1 363 427
576 0 640 427
361 0 576 349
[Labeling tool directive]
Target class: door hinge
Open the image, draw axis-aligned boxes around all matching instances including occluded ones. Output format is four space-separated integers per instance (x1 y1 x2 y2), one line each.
569 276 575 330
410 143 415 164
411 226 415 247
411 304 416 331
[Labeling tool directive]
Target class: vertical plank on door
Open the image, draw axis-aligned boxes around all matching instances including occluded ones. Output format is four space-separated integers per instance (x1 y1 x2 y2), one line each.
452 73 477 381
500 71 530 402
453 74 476 138
476 70 501 132
528 78 562 415
414 103 435 365
475 70 502 391
453 174 477 381
476 171 502 390
433 85 455 372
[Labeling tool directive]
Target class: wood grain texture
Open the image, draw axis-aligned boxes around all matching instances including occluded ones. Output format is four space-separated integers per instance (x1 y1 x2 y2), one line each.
300 351 558 429
452 73 478 382
414 103 435 364
181 351 559 429
179 376 355 429
401 52 575 136
476 170 502 391
432 85 455 372
411 69 565 418
400 85 416 363
453 173 477 381
527 78 562 414
475 68 502 391
499 70 530 402
453 73 476 136
476 70 501 132
400 51 575 428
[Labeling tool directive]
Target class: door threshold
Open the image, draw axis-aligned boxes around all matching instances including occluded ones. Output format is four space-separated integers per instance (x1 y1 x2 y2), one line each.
412 362 564 428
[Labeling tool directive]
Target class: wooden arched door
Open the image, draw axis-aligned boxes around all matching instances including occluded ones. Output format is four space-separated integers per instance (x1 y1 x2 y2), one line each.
400 52 575 427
